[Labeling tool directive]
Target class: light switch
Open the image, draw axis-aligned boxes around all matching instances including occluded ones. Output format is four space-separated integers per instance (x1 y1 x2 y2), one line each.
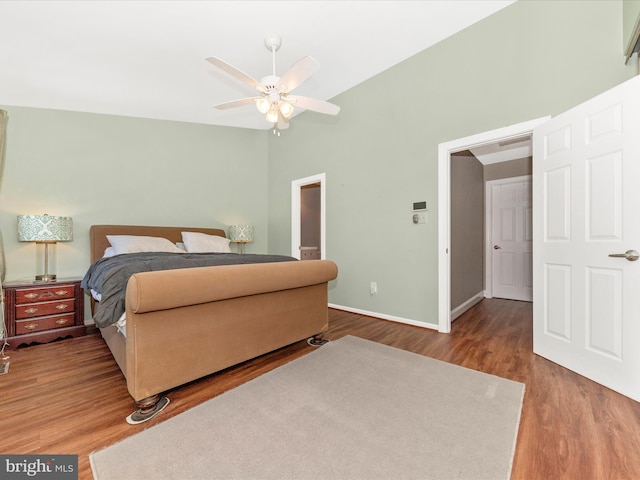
412 212 427 224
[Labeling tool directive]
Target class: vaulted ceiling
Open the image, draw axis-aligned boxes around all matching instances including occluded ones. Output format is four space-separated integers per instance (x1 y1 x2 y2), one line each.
0 1 515 130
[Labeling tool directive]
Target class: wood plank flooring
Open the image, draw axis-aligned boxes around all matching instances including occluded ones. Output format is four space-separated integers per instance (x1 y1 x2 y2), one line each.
2 300 640 479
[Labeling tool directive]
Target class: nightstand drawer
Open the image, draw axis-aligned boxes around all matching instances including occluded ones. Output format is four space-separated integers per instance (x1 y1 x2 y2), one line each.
15 313 76 335
15 285 75 304
16 299 75 319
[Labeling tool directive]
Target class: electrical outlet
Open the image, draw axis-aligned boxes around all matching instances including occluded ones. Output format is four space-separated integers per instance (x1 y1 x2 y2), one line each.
370 281 377 295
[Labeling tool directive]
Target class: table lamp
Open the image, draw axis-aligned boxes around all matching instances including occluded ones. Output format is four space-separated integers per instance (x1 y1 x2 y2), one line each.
18 214 73 281
229 225 254 254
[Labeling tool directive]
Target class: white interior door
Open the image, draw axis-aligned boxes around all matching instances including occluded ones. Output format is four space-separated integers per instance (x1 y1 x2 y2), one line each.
489 177 533 301
533 75 640 401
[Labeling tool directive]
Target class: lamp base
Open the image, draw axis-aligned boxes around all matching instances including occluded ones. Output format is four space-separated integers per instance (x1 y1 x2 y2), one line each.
35 274 57 282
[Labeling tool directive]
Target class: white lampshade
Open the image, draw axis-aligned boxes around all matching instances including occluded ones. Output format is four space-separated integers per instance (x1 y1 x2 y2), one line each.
229 225 254 242
265 107 279 124
18 215 73 242
279 101 294 118
256 98 271 114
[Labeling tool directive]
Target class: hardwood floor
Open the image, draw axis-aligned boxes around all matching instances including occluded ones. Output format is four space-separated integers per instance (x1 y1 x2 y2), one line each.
2 300 640 479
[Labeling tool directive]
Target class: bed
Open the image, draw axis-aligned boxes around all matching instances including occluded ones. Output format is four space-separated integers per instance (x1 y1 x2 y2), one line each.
85 225 338 424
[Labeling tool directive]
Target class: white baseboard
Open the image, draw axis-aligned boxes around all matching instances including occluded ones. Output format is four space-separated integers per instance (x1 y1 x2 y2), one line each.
450 291 485 322
328 304 439 331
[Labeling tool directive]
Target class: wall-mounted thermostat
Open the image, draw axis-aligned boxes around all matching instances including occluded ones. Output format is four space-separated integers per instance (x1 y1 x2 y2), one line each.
413 201 428 211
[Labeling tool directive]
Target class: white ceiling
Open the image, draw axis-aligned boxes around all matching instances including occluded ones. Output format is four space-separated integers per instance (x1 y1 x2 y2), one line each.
469 135 533 165
0 1 515 130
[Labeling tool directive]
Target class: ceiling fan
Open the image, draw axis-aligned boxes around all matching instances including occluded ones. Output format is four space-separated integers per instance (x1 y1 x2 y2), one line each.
206 34 340 132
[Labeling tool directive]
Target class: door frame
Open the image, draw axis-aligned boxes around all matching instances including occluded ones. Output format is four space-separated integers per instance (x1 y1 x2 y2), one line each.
485 174 532 299
438 117 549 333
291 173 326 260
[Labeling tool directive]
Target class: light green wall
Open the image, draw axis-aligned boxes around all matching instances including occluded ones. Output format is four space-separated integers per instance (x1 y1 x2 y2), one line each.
0 107 268 285
267 0 636 326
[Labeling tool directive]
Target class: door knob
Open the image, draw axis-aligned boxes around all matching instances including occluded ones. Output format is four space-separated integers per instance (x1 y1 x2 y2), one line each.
493 245 502 250
608 250 639 261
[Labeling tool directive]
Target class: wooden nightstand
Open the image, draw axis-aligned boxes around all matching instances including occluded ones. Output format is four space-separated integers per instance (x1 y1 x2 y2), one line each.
2 278 86 348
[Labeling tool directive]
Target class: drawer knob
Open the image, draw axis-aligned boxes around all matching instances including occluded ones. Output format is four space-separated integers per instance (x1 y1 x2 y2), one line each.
23 323 38 330
55 304 70 310
55 290 69 296
55 318 69 325
24 308 38 314
24 293 39 300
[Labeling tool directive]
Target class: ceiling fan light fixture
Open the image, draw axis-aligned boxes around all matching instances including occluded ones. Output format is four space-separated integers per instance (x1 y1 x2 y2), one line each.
207 35 340 129
265 107 279 124
256 97 271 114
279 101 294 118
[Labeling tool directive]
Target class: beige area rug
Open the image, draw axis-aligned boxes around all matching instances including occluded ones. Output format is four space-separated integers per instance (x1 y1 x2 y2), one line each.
90 335 524 480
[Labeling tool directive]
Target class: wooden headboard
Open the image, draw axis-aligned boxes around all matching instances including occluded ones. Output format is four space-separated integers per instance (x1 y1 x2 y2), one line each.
89 225 227 263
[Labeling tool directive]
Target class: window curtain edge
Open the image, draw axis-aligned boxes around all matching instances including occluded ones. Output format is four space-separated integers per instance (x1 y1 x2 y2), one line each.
0 108 7 284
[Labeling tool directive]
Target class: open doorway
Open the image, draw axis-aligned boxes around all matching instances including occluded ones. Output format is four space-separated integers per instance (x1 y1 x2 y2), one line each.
291 173 326 260
300 182 321 260
438 117 550 333
450 148 533 319
449 147 533 320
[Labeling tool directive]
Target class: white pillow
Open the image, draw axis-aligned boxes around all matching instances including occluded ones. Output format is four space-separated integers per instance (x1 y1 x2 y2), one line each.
181 231 231 253
103 247 117 258
106 235 185 255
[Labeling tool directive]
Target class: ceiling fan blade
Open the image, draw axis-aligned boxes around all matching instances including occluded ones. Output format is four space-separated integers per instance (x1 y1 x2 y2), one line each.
214 97 260 110
278 114 290 130
206 57 265 93
288 95 340 116
277 56 319 93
